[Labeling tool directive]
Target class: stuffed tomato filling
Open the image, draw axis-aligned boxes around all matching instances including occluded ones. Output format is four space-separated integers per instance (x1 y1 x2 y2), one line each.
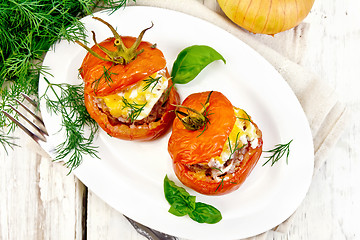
94 69 170 125
187 107 260 182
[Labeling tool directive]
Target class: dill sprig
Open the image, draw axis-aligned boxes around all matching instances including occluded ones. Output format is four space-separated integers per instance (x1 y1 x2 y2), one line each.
91 65 117 94
142 75 161 92
215 177 225 192
94 0 131 14
227 132 247 161
121 97 147 123
236 110 251 122
215 133 246 192
263 139 293 166
0 132 18 154
0 0 134 171
42 78 99 174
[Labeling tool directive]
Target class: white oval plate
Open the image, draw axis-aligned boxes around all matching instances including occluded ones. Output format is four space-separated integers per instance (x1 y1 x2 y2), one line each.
39 6 314 240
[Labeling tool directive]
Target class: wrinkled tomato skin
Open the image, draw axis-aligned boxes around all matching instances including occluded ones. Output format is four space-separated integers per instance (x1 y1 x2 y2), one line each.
84 78 180 140
168 91 236 165
168 91 263 195
80 36 166 97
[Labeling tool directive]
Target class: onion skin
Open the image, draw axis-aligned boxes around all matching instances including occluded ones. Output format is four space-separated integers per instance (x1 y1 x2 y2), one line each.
217 0 315 35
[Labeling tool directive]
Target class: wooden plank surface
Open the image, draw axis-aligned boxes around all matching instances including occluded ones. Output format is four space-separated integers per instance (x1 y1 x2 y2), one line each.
0 130 86 240
1 0 359 239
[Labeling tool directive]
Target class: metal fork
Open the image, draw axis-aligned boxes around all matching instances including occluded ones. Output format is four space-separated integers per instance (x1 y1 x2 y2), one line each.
2 93 178 240
2 93 57 159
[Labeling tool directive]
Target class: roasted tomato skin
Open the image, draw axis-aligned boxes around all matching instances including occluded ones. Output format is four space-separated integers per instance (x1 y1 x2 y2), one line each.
168 91 236 165
168 91 263 195
81 36 179 140
80 36 167 97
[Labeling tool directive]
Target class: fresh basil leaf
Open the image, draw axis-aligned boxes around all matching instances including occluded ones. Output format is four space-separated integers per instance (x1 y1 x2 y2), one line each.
171 45 226 84
164 175 195 207
188 202 222 224
169 199 194 216
164 175 222 224
168 194 196 216
164 176 196 216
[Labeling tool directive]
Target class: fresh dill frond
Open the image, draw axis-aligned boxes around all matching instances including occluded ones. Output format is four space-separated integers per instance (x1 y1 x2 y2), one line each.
212 166 224 192
121 97 147 123
214 133 247 192
227 132 246 161
263 139 293 166
0 0 94 141
161 83 174 107
91 65 117 94
0 0 134 165
215 176 225 192
42 78 99 174
0 131 18 155
143 75 161 92
236 109 251 122
95 0 131 14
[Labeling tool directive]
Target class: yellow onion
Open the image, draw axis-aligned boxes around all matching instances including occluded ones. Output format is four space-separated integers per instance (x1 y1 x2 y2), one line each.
217 0 315 35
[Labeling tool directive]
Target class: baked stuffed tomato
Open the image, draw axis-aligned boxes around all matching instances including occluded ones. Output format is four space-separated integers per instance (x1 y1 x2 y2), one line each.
168 91 263 195
77 17 179 140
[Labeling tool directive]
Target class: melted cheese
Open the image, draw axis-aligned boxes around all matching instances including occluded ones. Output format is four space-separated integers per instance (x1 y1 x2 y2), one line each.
98 69 168 121
209 107 259 167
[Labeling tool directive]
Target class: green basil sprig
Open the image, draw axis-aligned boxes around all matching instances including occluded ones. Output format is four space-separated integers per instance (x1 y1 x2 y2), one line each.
164 175 222 224
171 45 226 84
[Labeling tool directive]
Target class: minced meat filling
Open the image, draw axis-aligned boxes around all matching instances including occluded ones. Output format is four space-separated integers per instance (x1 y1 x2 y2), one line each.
186 142 251 182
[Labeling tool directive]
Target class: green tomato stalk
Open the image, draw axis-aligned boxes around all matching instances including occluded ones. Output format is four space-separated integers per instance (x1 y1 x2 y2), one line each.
173 91 213 131
75 17 153 65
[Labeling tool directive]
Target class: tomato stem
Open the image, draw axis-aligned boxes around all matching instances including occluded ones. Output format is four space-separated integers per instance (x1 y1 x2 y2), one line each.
75 17 153 65
173 91 213 131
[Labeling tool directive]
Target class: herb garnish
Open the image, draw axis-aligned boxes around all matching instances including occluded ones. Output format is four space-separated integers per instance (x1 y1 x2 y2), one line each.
91 65 118 94
228 132 247 161
171 45 226 84
214 134 246 192
215 176 225 192
236 109 251 122
142 75 161 92
0 133 18 154
0 0 134 165
263 139 293 166
164 175 222 224
41 78 99 174
121 97 147 123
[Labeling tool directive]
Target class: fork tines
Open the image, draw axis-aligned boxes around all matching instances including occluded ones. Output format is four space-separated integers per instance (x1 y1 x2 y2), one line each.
2 93 48 143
